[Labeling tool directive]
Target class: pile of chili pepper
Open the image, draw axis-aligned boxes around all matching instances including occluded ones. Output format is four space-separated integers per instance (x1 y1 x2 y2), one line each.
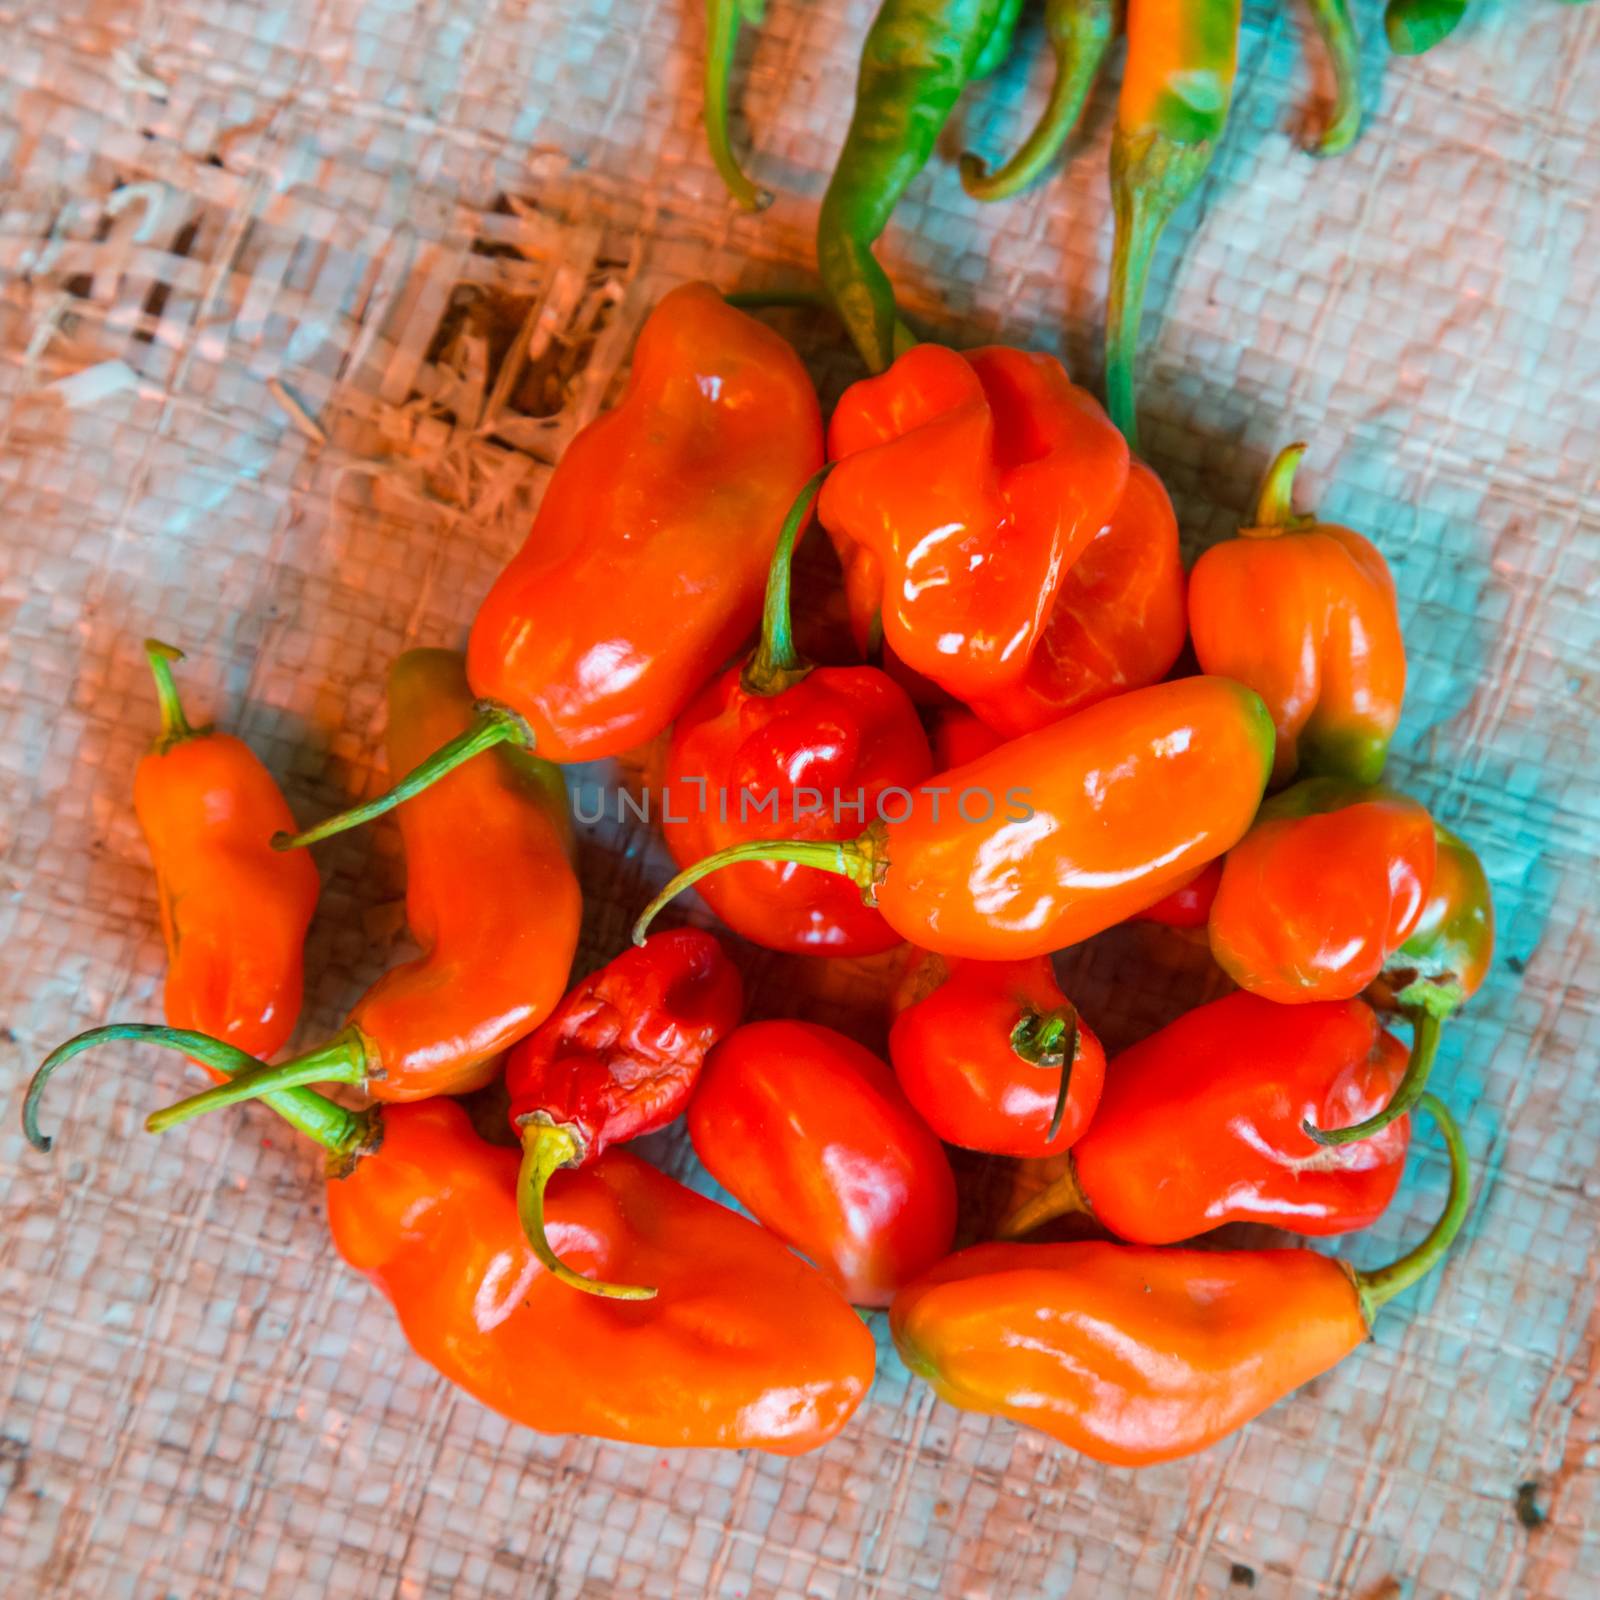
26 282 1492 1469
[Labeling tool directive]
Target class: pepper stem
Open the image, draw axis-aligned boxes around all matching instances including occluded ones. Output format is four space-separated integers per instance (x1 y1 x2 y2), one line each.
1246 441 1314 534
704 0 773 211
23 1023 374 1159
741 465 831 698
1298 0 1361 157
516 1122 657 1300
994 1156 1090 1240
632 826 888 945
1303 1006 1444 1147
1384 0 1468 56
1354 1092 1470 1323
960 0 1114 201
272 701 535 850
144 639 196 751
1009 1006 1079 1142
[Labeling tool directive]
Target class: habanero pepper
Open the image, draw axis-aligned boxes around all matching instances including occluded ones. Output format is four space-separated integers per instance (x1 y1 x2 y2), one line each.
660 470 934 956
1107 0 1242 450
818 0 1023 372
1310 821 1494 1147
704 0 774 211
965 458 1187 738
997 991 1411 1243
274 284 824 848
636 675 1275 960
819 342 1129 703
893 1092 1469 1466
31 651 581 1132
888 952 1106 1156
505 931 743 1300
688 1020 957 1306
1209 777 1436 1005
1189 443 1406 788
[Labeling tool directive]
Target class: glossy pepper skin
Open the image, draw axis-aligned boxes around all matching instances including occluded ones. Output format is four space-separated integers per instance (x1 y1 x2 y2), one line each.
505 931 743 1299
893 1093 1469 1466
1210 777 1436 1005
661 470 933 955
1107 0 1242 448
966 459 1186 738
1189 443 1406 788
998 992 1410 1243
1135 859 1222 930
818 0 1021 371
888 953 1106 1156
819 343 1129 703
689 1021 957 1306
637 675 1277 960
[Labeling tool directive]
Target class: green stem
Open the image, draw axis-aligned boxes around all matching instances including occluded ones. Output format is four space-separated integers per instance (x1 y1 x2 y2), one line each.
994 1156 1089 1240
742 466 831 697
704 0 773 211
1354 1091 1470 1323
273 701 535 850
633 825 889 945
144 639 195 751
1304 1006 1444 1147
1384 0 1468 55
517 1122 657 1300
1299 0 1362 157
1009 1005 1078 1141
961 0 1114 201
1246 441 1312 532
23 1023 372 1158
144 1028 370 1132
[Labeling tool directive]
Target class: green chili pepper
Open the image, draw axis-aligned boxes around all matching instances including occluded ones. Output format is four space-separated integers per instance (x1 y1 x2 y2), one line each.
705 0 774 210
818 0 1019 372
1384 0 1468 54
960 0 1116 201
1299 0 1361 156
1105 0 1242 449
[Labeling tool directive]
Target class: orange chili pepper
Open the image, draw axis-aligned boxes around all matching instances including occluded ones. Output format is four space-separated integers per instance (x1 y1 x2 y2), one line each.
892 1093 1468 1466
273 284 824 847
819 342 1129 704
888 952 1106 1156
967 460 1187 738
688 1021 957 1307
636 676 1275 960
1189 443 1406 787
1210 777 1437 1004
33 652 581 1126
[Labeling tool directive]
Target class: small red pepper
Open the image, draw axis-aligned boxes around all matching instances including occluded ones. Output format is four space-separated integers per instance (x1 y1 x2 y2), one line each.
688 1020 957 1306
661 472 933 955
818 342 1129 703
1189 443 1406 787
887 953 1106 1156
997 991 1411 1243
1135 858 1222 929
966 459 1187 738
1210 777 1437 1004
504 930 743 1299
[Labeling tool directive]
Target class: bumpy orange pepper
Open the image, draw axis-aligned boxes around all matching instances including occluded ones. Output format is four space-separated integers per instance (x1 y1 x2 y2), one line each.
637 676 1275 960
892 1093 1468 1465
1189 443 1406 787
818 342 1128 704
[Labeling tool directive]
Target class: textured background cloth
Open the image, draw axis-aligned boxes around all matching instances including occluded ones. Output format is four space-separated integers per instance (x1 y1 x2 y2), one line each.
1 1 1597 1596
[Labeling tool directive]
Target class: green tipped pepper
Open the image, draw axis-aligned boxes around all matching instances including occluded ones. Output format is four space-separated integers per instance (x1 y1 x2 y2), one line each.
1299 0 1362 156
705 0 774 210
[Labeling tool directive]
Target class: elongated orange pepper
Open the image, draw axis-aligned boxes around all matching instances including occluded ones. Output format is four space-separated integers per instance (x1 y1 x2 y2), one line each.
31 652 580 1127
636 676 1274 960
892 1093 1469 1465
1189 443 1406 787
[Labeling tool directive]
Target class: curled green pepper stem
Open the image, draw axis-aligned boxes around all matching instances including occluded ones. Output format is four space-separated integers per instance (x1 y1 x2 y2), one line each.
960 0 1114 201
144 1028 371 1133
1299 0 1362 157
994 1153 1089 1239
1384 0 1468 55
1242 440 1315 535
516 1121 657 1300
1009 1005 1079 1141
1304 1006 1445 1147
742 465 832 698
144 639 198 751
272 701 535 851
705 0 774 211
23 1023 373 1159
1354 1091 1470 1322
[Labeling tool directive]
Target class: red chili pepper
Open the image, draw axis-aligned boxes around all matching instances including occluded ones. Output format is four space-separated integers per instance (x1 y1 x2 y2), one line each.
1210 777 1437 1004
504 930 743 1299
661 472 933 955
997 991 1410 1243
819 342 1129 703
887 953 1106 1156
1135 858 1222 929
967 460 1187 738
688 1020 957 1306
